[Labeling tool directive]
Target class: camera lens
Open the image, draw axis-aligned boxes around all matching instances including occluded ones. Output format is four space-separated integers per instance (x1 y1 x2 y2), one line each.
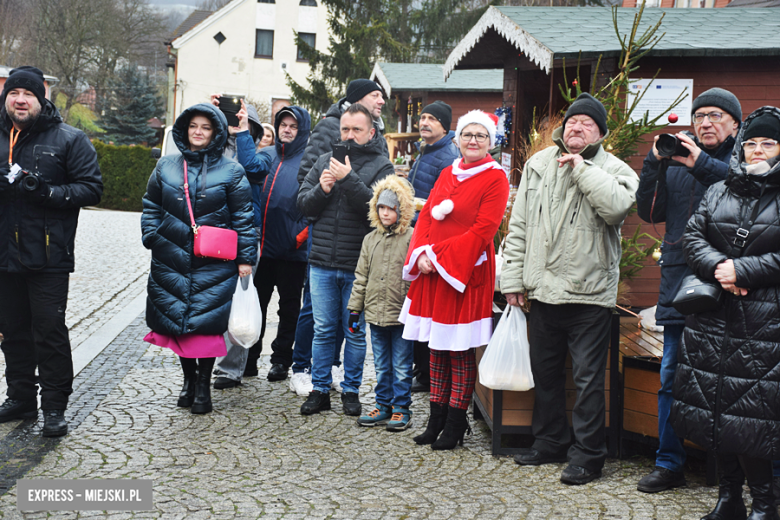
656 134 678 157
21 173 39 192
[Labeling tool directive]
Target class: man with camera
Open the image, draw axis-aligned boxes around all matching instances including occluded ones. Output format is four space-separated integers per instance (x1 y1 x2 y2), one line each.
0 66 102 436
502 93 638 485
209 98 312 388
635 88 741 493
297 103 394 417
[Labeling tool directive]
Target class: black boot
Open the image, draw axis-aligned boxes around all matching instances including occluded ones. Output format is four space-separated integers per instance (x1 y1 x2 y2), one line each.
41 410 68 437
431 406 471 451
740 456 779 520
191 371 213 414
413 402 448 445
702 453 747 520
177 357 197 408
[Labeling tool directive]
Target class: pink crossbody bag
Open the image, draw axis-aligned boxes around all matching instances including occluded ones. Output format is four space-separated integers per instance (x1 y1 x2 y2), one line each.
183 160 238 261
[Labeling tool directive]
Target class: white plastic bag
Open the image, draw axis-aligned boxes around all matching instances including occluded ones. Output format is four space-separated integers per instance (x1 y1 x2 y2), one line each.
227 274 262 348
478 305 534 391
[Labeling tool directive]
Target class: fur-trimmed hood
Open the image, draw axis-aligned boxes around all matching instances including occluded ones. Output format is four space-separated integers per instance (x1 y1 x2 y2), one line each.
368 174 415 234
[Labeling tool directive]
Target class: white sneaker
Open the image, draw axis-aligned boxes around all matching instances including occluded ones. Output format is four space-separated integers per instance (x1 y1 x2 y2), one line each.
331 365 344 393
289 369 313 397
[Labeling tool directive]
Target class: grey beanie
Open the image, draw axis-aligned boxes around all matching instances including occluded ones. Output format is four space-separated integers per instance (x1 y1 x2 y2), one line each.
692 88 742 123
377 189 399 211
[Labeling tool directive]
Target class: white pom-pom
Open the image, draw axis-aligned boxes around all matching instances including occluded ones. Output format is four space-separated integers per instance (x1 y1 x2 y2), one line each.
431 199 454 221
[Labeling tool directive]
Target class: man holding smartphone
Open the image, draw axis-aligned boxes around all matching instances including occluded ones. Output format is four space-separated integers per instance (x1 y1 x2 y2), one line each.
297 104 394 417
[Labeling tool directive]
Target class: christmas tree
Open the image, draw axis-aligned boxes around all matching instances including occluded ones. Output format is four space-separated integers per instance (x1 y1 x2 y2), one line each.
99 66 161 146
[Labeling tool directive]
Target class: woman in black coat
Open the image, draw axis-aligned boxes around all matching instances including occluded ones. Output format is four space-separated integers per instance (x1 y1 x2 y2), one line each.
142 104 257 414
671 106 780 520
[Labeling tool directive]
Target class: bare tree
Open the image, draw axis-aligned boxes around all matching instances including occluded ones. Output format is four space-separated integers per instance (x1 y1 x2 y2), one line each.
17 0 166 121
0 0 31 65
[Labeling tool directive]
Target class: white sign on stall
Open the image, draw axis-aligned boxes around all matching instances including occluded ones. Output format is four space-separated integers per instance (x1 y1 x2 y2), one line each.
627 78 693 126
501 152 512 178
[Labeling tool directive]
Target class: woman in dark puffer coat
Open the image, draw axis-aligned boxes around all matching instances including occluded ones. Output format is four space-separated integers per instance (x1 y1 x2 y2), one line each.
141 103 257 414
671 106 780 520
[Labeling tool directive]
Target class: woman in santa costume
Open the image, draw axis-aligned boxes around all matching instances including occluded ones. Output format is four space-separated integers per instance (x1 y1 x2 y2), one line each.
400 110 510 450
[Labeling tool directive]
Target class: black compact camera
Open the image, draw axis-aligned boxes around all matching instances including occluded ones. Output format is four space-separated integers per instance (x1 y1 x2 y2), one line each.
656 134 690 158
20 170 41 192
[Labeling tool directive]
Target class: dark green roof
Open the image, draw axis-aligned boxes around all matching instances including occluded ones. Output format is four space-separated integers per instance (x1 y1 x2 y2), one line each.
370 63 502 96
445 6 780 76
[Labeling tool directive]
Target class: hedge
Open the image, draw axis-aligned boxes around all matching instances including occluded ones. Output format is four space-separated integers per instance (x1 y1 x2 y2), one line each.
93 140 159 212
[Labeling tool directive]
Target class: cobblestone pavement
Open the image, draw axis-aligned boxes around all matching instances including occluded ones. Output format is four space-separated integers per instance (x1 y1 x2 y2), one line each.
0 208 282 395
0 313 727 519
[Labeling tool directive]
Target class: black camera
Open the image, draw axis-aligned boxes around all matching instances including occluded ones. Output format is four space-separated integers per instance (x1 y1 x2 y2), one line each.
20 170 41 192
656 134 690 158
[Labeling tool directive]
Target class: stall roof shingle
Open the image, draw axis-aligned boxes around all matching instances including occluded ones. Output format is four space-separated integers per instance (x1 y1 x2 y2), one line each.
370 63 502 96
444 6 780 77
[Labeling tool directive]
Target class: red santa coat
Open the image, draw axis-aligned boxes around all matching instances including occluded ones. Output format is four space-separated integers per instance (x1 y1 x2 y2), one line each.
400 156 509 351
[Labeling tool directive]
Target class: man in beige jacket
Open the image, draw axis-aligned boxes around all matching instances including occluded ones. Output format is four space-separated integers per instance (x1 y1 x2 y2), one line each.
501 93 638 485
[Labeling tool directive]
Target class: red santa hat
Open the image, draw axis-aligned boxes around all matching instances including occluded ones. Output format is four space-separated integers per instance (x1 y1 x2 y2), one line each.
455 110 499 148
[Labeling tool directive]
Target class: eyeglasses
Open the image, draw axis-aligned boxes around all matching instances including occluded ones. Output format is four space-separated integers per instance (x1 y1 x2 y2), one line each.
693 112 725 124
742 140 779 152
461 132 489 143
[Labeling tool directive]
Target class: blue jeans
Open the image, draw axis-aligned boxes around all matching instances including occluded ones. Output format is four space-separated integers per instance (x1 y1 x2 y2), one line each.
370 325 413 408
310 266 366 394
292 263 343 373
657 323 687 472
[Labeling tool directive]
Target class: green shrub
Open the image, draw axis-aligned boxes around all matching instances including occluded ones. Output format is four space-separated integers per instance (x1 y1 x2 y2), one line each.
94 140 158 212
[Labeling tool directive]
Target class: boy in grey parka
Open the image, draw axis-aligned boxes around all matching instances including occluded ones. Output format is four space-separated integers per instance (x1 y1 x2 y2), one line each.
347 175 415 431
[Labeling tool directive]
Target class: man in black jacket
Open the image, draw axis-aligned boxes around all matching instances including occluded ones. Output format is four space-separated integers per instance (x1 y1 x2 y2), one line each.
635 88 740 493
297 103 394 417
297 78 387 185
0 66 102 436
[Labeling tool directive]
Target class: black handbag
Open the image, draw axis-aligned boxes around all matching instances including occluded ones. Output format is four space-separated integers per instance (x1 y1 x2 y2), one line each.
671 274 724 315
671 184 772 316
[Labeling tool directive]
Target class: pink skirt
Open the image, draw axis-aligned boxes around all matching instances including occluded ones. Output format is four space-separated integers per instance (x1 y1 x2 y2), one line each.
143 332 227 358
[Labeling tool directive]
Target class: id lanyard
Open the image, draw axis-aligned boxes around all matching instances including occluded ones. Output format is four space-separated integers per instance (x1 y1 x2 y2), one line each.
8 127 19 165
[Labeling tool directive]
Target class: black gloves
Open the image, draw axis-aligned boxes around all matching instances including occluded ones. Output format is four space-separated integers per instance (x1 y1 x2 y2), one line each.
348 311 361 334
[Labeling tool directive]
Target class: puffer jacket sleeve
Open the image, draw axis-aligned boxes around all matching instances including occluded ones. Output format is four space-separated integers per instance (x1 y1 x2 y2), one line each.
236 131 272 184
46 131 103 209
571 159 638 226
501 161 531 295
636 151 667 224
683 186 729 281
341 162 394 213
226 162 258 265
347 234 372 313
141 164 163 250
298 118 338 185
297 155 333 218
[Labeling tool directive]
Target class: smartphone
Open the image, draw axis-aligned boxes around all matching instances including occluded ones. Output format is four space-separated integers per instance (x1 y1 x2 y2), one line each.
332 143 349 164
218 95 243 127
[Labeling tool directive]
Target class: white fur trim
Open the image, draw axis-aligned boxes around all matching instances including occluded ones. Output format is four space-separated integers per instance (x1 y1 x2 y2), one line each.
400 299 493 351
451 158 502 182
456 109 497 148
431 199 454 220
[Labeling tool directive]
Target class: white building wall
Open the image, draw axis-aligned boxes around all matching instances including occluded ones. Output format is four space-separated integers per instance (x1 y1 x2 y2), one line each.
172 0 329 124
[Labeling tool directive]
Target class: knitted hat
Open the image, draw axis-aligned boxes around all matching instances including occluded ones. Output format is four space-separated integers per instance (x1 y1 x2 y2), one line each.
2 66 46 106
346 79 382 104
742 112 780 142
377 189 399 211
455 110 498 148
420 101 453 131
563 93 608 136
692 88 742 123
